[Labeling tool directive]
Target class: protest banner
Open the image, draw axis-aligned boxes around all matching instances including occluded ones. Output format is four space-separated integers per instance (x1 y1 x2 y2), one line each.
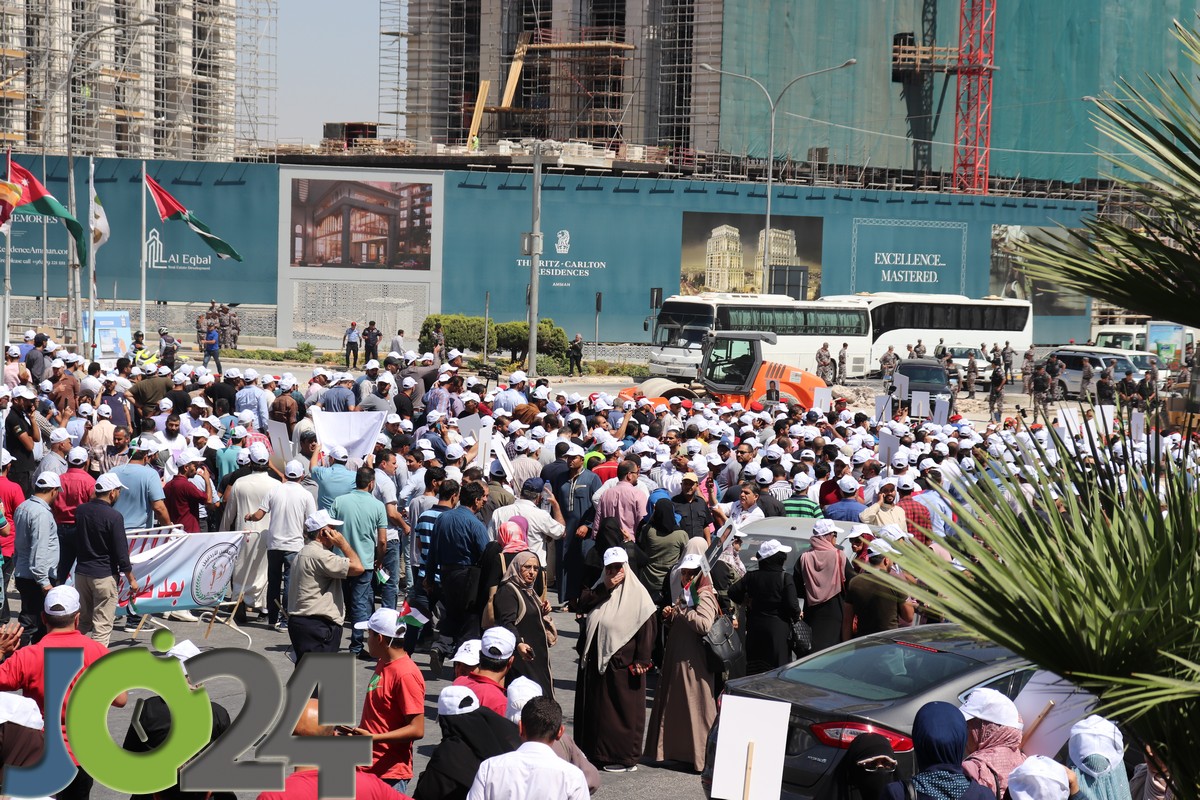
309 408 387 466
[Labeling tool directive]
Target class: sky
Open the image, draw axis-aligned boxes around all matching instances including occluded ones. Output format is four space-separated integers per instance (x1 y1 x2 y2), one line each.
277 1 379 143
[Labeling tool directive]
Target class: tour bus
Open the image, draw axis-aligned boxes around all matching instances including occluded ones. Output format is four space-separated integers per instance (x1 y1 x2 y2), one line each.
1092 324 1198 352
646 293 873 380
819 292 1034 373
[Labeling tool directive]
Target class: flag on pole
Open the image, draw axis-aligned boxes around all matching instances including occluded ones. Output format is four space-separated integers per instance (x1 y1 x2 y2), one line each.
144 174 242 261
399 600 428 629
0 151 17 235
88 160 109 252
8 160 88 267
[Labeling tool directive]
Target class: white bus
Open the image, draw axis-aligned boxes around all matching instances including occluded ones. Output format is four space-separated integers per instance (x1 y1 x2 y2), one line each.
646 293 873 380
819 292 1034 371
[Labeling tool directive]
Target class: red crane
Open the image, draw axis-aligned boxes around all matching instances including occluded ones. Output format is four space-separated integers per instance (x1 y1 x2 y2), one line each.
951 0 997 194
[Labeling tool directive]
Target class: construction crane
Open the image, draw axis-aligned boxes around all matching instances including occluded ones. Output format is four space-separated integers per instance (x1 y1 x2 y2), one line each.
891 0 997 194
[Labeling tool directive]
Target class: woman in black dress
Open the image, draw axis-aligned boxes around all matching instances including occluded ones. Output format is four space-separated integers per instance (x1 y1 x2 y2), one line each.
728 538 799 674
492 550 556 697
792 520 855 653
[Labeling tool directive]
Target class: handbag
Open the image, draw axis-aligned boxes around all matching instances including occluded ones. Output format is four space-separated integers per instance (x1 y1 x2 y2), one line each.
702 612 744 674
789 617 813 658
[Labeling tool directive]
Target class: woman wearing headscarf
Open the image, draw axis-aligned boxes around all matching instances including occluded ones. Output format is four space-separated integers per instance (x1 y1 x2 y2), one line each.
708 526 747 617
637 497 689 603
839 733 901 800
727 539 800 674
1068 715 1133 800
960 687 1027 798
883 701 994 800
478 516 542 627
574 546 657 773
582 515 647 588
492 550 556 698
793 520 855 653
644 541 718 772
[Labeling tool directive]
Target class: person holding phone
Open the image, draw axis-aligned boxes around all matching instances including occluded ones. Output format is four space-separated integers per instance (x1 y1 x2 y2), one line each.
286 510 364 661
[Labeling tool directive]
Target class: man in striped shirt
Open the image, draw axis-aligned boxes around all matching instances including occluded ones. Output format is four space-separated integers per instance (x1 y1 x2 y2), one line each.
408 480 452 655
782 473 823 519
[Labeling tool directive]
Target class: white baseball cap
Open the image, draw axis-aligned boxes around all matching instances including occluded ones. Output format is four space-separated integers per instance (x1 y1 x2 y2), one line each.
564 444 586 458
508 370 527 384
44 585 80 615
175 447 206 466
755 468 773 485
837 475 860 494
284 460 306 479
157 365 171 376
1007 756 1070 800
354 608 405 638
0 450 13 467
960 687 1022 729
67 447 88 466
505 676 544 724
364 359 380 371
157 398 174 412
445 443 465 461
49 429 71 445
480 627 517 660
437 685 480 717
95 472 126 493
304 509 344 533
679 552 704 571
449 639 481 667
756 539 792 560
602 546 629 566
34 472 61 489
166 639 203 675
328 444 349 462
247 442 270 464
868 538 899 558
96 404 112 419
77 402 94 416
812 519 839 537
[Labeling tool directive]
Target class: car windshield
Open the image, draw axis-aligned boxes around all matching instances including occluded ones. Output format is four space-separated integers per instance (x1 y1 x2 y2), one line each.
781 639 980 701
899 366 947 385
948 347 980 359
1127 353 1154 371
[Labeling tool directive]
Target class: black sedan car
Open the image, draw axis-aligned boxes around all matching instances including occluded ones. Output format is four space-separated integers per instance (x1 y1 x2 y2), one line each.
702 624 1060 800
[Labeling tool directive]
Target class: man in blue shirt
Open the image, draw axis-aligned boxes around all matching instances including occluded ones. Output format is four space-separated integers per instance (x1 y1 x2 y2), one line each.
343 321 361 369
203 322 222 373
492 370 528 415
823 475 868 522
235 368 271 432
426 480 489 667
330 467 387 657
310 445 357 511
319 374 358 413
111 439 171 530
556 444 600 605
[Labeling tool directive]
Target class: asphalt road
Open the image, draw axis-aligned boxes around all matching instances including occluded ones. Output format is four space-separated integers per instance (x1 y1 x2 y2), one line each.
87 609 704 800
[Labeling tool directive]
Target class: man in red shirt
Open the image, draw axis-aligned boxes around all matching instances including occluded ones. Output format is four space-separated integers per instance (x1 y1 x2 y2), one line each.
163 447 213 533
895 475 932 539
52 447 96 581
0 450 26 624
0 585 127 800
256 698 397 800
452 626 514 717
349 608 425 793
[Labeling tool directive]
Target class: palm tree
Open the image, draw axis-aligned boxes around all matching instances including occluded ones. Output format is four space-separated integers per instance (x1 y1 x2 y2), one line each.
1019 21 1200 329
891 430 1200 794
892 21 1200 797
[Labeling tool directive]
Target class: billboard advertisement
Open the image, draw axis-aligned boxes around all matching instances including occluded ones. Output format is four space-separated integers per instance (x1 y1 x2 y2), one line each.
6 157 278 305
848 218 969 294
680 212 822 299
277 167 444 348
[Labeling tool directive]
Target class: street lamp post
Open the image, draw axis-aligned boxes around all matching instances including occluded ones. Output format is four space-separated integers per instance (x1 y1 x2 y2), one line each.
64 18 155 349
521 140 562 380
701 59 856 294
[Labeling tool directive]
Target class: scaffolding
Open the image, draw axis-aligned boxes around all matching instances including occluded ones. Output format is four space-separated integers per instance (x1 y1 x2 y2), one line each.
0 0 277 162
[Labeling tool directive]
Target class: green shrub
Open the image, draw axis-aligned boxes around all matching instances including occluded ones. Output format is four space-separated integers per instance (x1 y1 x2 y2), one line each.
418 314 497 355
294 342 316 360
495 319 568 363
536 354 568 375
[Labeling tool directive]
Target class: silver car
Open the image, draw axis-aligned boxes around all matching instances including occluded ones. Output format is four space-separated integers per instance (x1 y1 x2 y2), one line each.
1045 346 1156 399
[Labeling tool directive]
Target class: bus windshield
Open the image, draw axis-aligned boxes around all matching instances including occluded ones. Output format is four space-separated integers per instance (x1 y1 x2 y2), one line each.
1095 332 1143 350
654 302 715 348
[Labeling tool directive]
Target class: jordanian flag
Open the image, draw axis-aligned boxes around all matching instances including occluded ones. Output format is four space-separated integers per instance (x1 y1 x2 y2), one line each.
144 174 243 261
400 601 428 629
9 161 88 267
0 178 19 235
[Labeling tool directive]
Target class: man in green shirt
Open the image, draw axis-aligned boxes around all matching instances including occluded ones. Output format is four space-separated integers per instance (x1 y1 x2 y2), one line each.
331 467 387 657
782 473 823 519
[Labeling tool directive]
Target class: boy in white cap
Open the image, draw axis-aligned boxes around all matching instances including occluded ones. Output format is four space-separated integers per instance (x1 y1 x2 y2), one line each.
349 608 426 793
454 627 516 717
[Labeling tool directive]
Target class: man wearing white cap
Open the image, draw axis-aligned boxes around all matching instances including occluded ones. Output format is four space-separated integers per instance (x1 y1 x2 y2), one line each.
843 539 913 640
163 448 212 535
37 427 72 478
52 447 95 583
74 472 138 645
492 371 528 415
453 627 516 717
351 608 426 792
110 438 170 531
223 441 276 624
13 472 54 644
288 510 364 659
824 475 868 523
245 460 317 630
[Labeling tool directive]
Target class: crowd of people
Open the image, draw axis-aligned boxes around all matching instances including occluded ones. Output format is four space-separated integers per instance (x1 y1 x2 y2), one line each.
0 324 1184 799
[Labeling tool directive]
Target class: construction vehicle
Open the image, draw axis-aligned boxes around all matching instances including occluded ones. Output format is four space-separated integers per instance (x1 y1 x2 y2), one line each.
620 331 826 410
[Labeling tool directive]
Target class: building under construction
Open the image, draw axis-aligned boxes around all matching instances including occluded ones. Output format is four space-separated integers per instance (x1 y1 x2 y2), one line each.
0 0 277 162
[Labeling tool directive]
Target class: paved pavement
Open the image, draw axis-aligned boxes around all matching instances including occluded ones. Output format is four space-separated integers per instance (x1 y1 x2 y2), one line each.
88 608 703 800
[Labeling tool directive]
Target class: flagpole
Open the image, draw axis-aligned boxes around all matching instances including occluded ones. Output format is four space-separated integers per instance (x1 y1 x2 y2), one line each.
139 160 146 334
87 157 96 361
40 153 47 326
3 230 10 347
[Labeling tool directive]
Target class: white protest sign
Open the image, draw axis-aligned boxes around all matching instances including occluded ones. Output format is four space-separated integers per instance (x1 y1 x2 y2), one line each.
910 390 931 419
1058 408 1081 438
1129 410 1146 442
878 432 901 467
711 695 791 800
458 412 483 444
874 395 892 425
811 387 833 413
892 371 910 400
266 420 293 471
1097 405 1117 435
932 397 950 426
474 415 496 469
1014 671 1096 758
310 408 388 466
